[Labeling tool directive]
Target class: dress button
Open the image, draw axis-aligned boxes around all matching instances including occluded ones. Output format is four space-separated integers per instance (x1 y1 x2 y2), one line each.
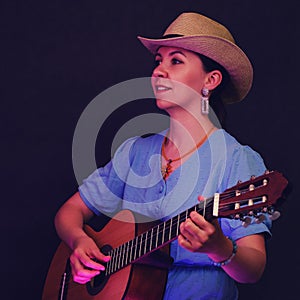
159 185 164 193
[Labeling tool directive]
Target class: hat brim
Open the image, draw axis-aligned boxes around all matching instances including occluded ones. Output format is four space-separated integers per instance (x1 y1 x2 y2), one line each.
137 35 253 104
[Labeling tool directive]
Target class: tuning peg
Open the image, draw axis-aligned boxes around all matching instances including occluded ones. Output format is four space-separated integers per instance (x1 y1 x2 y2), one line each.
255 214 266 224
268 206 281 221
241 216 252 227
269 211 281 221
233 213 241 220
247 210 255 217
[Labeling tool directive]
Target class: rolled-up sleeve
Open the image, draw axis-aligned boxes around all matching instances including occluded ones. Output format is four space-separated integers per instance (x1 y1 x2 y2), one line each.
78 137 138 216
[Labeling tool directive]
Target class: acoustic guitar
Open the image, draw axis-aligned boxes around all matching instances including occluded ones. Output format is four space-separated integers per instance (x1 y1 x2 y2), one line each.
42 170 288 300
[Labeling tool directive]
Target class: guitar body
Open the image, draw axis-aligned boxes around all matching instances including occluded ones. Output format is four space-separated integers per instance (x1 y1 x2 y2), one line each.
42 210 169 300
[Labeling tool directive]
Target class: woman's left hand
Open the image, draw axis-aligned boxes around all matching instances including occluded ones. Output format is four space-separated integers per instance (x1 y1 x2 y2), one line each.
178 211 267 283
178 211 226 254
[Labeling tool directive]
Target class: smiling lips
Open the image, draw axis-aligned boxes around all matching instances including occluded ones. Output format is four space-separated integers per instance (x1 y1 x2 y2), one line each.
155 85 172 92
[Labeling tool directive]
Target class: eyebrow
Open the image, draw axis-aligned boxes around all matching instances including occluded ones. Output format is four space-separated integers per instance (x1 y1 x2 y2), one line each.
155 50 187 58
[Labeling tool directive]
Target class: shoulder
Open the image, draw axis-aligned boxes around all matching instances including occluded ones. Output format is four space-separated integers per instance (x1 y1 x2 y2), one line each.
214 129 264 161
221 130 266 184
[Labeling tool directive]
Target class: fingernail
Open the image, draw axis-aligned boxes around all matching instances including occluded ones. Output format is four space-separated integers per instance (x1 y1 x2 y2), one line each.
198 195 205 201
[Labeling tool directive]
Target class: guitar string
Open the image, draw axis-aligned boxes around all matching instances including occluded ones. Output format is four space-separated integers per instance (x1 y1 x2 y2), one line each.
107 190 265 274
109 194 261 257
108 192 265 273
108 176 271 270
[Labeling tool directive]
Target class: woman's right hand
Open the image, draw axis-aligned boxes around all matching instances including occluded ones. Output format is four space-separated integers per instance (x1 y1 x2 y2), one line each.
69 235 111 284
54 192 111 284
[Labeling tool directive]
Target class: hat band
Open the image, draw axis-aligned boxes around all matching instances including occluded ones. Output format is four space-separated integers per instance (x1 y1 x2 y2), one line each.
161 34 183 39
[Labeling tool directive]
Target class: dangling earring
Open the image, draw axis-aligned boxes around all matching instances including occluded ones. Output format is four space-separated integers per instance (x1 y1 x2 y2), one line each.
201 87 209 115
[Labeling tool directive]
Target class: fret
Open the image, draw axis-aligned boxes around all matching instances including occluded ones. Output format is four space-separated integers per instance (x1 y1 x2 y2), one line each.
105 259 110 276
158 225 161 248
128 241 132 264
176 214 180 236
138 234 142 258
155 225 159 248
142 233 146 256
142 233 146 257
149 228 154 252
174 213 183 240
144 231 148 255
170 216 181 240
114 247 118 271
112 247 116 272
128 240 133 263
133 236 137 261
140 232 146 257
169 218 172 240
132 239 135 262
164 219 171 243
117 246 121 271
117 246 122 270
123 243 127 267
171 216 177 240
124 241 129 266
176 211 185 236
109 249 114 274
110 248 117 273
108 249 113 274
162 221 166 245
157 223 164 247
120 244 124 269
145 231 150 254
114 247 120 271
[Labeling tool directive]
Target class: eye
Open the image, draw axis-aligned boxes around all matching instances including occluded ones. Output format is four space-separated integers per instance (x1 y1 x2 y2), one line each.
171 58 183 65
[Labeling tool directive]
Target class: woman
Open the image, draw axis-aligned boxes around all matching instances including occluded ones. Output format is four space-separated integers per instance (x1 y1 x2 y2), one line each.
54 12 271 299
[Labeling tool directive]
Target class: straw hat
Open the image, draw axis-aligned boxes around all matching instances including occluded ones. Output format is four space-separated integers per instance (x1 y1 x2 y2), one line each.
138 12 253 104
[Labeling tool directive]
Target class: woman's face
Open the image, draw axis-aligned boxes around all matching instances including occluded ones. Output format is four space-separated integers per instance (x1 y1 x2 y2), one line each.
151 46 208 111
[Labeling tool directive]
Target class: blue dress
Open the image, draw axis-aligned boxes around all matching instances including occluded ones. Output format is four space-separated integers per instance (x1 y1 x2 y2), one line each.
79 129 271 299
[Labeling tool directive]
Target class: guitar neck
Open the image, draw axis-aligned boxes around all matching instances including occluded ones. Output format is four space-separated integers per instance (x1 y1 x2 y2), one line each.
105 198 214 275
104 170 288 276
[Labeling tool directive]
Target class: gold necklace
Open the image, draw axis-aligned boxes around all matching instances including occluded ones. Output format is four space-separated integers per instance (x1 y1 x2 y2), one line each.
161 127 215 180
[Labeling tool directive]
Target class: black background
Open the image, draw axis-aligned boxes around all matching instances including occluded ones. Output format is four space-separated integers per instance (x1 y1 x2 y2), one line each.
1 0 299 299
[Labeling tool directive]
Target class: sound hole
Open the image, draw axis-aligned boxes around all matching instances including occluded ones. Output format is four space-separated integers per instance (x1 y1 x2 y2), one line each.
86 244 112 295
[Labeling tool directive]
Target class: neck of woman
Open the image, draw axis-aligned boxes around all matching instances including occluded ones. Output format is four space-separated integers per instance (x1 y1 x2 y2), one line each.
166 113 215 151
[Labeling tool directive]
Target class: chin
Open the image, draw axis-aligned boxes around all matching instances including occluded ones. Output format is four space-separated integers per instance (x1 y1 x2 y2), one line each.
155 98 173 110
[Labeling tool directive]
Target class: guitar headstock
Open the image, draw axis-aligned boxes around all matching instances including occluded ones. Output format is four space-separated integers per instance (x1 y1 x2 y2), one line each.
216 171 288 224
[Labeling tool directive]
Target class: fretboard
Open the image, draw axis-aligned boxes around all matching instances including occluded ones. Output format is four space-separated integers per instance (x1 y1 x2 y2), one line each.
105 197 214 275
103 170 288 275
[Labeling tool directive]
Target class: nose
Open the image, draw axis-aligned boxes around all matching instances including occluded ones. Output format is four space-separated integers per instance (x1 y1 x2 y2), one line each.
152 64 168 78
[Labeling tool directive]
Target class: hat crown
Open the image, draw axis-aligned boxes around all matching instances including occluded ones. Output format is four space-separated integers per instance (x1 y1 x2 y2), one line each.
164 13 235 43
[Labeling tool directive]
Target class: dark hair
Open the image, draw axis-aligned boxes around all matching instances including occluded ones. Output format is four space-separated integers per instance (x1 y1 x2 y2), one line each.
197 53 229 129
